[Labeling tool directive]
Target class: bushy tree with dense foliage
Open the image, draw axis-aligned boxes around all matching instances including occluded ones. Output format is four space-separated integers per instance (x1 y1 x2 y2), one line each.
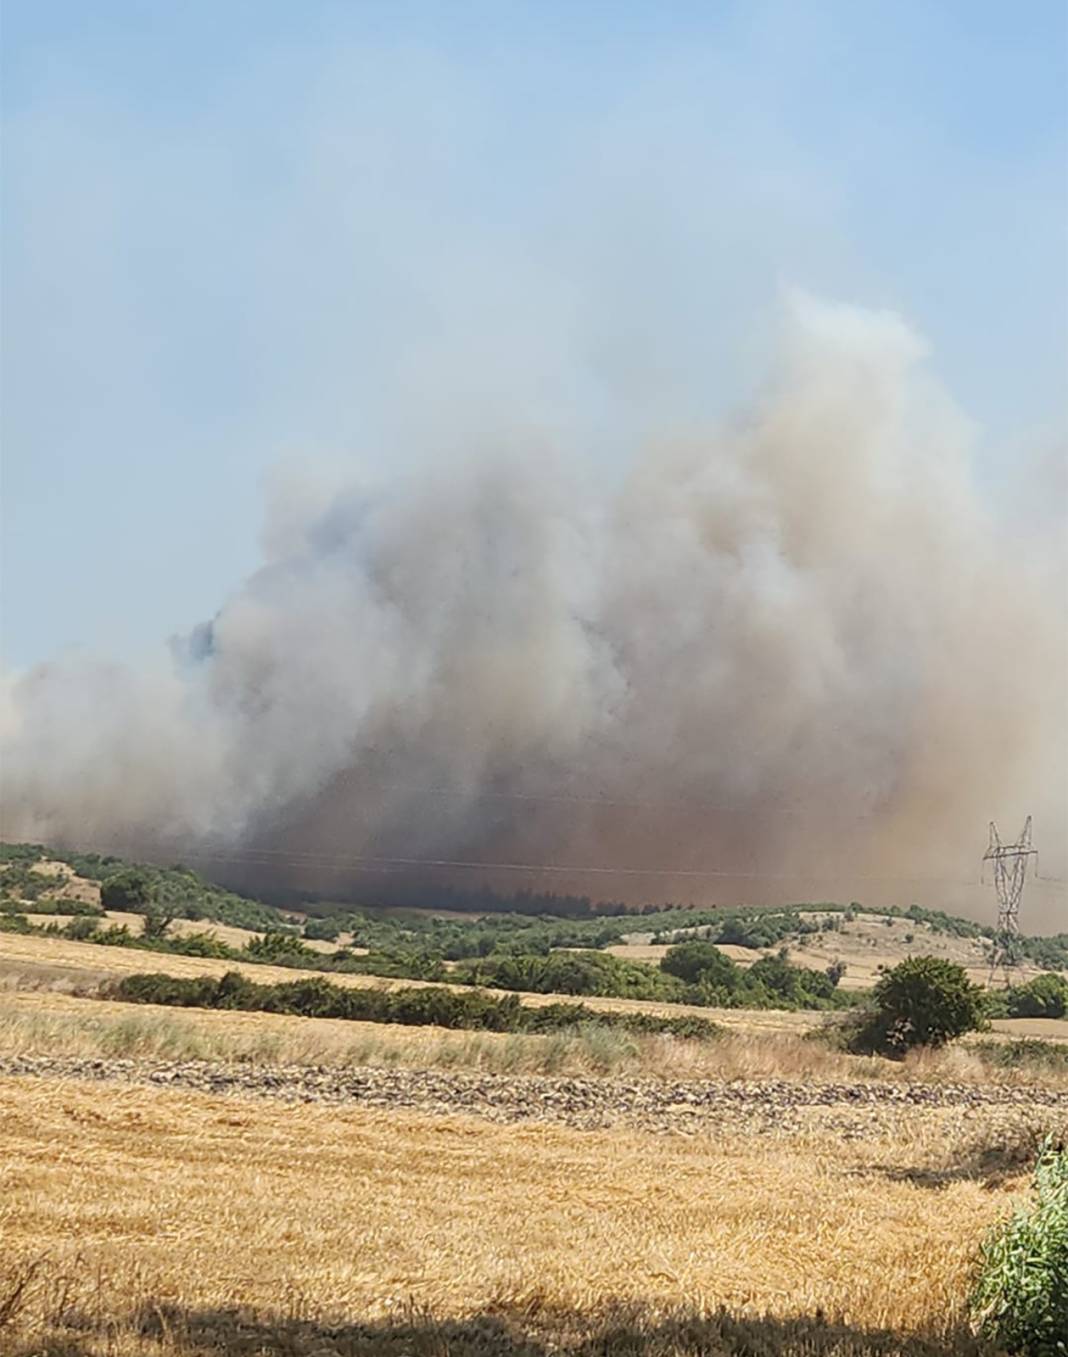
851 956 986 1055
100 868 158 912
660 941 739 989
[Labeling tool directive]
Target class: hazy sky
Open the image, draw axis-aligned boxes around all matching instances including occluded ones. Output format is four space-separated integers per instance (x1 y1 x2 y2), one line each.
3 0 1066 669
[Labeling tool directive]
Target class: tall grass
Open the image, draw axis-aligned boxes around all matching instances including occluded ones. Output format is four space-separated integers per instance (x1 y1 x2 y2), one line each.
0 1002 687 1077
3 990 1067 1089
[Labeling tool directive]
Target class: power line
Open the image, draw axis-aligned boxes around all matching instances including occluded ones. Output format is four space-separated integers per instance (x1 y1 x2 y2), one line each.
984 816 1040 985
151 842 1067 889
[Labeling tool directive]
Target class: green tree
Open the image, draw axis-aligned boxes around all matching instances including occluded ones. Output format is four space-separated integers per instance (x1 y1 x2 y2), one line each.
100 868 158 913
660 941 739 989
855 956 986 1055
140 905 176 940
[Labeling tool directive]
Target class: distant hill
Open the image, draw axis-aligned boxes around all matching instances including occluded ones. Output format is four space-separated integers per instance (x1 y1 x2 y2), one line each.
0 842 289 932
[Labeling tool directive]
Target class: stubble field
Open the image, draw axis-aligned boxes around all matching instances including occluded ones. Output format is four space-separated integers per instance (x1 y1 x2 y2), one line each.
2 928 1066 1356
2 1072 1059 1357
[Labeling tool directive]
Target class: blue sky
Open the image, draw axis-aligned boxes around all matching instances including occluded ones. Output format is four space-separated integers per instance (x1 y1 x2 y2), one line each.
3 0 1066 668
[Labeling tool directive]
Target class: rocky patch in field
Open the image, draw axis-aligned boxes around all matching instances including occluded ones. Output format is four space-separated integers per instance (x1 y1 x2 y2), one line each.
2 1054 1065 1140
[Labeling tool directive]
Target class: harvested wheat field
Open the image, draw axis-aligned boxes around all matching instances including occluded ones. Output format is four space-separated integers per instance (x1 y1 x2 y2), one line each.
3 937 1067 1356
0 1069 1058 1357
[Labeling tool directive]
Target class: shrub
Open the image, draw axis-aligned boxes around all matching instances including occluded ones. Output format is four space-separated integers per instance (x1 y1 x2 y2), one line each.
459 950 686 1003
165 931 234 959
100 868 158 912
64 916 101 941
104 971 723 1042
0 863 50 902
140 905 175 940
242 931 315 964
1006 974 1068 1021
850 956 986 1056
970 1138 1068 1356
303 917 342 942
660 941 739 989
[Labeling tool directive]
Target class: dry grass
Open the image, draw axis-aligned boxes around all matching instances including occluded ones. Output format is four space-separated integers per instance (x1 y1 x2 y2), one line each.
1 985 1066 1089
0 1075 1033 1356
0 988 661 1078
20 911 363 956
0 931 824 1032
6 928 1068 1074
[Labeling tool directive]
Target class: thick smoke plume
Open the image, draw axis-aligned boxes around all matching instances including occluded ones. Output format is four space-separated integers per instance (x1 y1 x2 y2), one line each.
3 295 1065 919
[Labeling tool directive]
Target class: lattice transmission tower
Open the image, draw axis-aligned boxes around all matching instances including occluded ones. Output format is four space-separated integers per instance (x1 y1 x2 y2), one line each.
982 816 1037 986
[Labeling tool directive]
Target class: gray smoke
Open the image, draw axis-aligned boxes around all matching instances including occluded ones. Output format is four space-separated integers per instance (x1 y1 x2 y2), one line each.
3 294 1065 918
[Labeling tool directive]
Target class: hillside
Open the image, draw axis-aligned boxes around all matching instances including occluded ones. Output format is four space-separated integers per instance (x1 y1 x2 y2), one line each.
606 908 1068 991
0 842 290 931
3 843 1067 1009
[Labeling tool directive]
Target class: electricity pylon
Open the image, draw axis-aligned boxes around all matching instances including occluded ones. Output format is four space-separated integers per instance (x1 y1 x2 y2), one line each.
982 816 1037 986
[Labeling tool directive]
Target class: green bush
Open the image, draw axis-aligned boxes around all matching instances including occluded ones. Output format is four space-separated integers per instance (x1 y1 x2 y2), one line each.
660 941 739 989
105 970 723 1042
303 917 341 942
849 956 986 1055
458 949 687 1003
970 1138 1068 1356
1006 974 1068 1021
64 916 101 941
242 930 316 964
165 931 234 959
100 868 158 912
0 863 50 902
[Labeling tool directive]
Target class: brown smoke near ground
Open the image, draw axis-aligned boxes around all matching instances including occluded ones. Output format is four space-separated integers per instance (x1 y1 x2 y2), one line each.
3 295 1066 923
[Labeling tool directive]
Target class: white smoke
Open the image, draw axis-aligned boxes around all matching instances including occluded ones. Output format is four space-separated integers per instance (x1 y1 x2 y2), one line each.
3 293 1065 917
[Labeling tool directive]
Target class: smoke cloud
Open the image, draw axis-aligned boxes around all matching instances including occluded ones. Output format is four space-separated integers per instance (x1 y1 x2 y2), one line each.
3 294 1065 920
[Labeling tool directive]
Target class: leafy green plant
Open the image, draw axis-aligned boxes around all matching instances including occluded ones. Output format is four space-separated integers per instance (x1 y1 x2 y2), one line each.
1005 974 1068 1020
104 970 723 1041
64 916 101 941
100 868 158 912
970 1138 1068 1356
849 956 986 1055
660 941 739 988
242 930 316 964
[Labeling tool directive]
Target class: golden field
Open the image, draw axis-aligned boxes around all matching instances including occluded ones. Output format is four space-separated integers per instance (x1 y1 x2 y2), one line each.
0 1074 1049 1357
2 927 1067 1355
